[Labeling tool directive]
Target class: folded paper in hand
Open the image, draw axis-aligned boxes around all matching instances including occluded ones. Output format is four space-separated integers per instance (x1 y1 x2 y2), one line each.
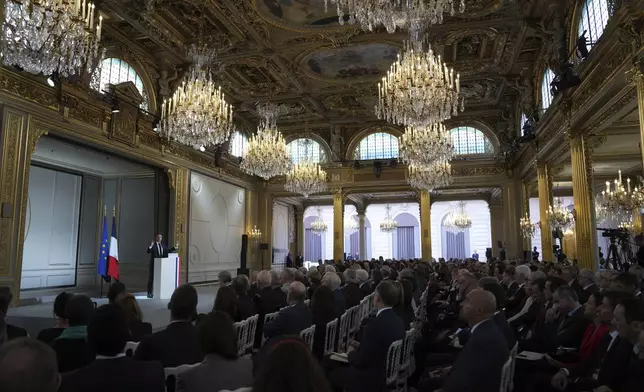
516 351 544 361
330 352 349 363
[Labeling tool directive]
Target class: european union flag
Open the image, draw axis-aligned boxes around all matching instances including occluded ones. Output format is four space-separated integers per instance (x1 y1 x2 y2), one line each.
97 213 110 282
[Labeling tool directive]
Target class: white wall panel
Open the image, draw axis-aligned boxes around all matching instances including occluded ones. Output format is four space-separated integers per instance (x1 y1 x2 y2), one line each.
189 173 245 283
431 200 491 261
366 203 420 260
272 203 289 252
22 166 81 289
304 206 334 260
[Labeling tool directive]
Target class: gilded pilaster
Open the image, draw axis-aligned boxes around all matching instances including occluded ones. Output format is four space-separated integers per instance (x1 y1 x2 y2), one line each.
489 203 504 259
357 209 366 260
0 108 47 304
257 184 273 270
502 179 523 259
537 163 554 262
570 136 597 270
167 167 189 284
419 190 432 261
521 182 532 254
633 208 642 235
333 189 344 262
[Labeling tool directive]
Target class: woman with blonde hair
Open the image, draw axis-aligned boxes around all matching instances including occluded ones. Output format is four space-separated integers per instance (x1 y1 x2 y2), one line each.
115 292 152 342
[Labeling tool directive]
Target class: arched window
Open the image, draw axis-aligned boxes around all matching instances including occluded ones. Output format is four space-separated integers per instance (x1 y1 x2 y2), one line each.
354 132 399 160
91 58 149 110
578 0 611 54
520 113 528 136
287 138 326 164
449 126 494 155
229 131 248 157
541 68 555 111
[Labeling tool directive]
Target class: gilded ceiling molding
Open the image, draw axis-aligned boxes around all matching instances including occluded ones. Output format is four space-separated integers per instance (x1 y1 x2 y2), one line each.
250 0 357 34
343 124 403 161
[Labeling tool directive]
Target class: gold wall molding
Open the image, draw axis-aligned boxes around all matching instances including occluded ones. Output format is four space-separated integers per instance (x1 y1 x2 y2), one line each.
570 136 597 270
537 164 554 261
419 190 432 261
167 168 189 283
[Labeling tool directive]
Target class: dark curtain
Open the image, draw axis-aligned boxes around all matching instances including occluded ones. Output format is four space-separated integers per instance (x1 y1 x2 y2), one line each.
305 229 322 262
396 226 415 259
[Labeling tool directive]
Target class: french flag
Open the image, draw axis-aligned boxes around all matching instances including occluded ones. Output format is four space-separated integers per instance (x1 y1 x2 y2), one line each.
107 215 120 280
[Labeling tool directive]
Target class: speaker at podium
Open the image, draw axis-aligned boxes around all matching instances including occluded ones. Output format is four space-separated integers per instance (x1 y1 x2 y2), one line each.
153 253 179 300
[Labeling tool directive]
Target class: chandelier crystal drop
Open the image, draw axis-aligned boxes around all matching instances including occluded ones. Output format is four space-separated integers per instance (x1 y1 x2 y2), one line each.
240 103 291 180
597 170 644 223
376 39 463 127
160 45 234 147
444 201 472 231
400 123 453 167
407 159 452 191
345 215 360 234
325 0 465 35
547 198 574 231
310 207 328 235
284 160 327 198
380 205 398 233
1 0 104 77
520 214 538 238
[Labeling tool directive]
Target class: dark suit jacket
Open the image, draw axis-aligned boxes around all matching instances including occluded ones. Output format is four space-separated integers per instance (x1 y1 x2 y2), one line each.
334 289 347 318
134 321 204 367
442 319 510 392
253 287 286 347
263 302 312 339
176 353 253 392
344 282 362 308
238 294 257 321
359 282 371 300
37 327 65 344
579 283 599 305
544 305 589 352
506 284 526 316
347 308 405 392
493 311 517 350
622 355 644 392
567 335 633 392
59 356 165 392
569 279 584 302
128 320 153 342
147 242 175 263
506 281 520 298
272 286 287 308
6 323 28 340
51 338 95 373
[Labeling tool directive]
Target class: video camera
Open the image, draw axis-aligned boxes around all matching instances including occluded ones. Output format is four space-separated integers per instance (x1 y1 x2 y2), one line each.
597 227 630 240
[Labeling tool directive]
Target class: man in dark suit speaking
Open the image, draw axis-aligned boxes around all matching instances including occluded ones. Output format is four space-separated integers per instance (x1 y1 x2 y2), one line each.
146 233 177 298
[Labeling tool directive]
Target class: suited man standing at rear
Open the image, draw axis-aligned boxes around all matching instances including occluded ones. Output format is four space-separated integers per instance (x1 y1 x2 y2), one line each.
146 233 177 298
442 289 509 392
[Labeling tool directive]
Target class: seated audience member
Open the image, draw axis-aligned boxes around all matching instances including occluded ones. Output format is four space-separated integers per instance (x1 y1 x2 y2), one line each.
509 277 546 333
356 269 370 299
115 292 152 342
233 275 257 321
270 270 287 308
494 263 507 286
263 282 312 339
506 265 531 316
51 294 95 372
343 269 362 308
213 286 241 322
253 337 331 392
380 266 392 281
0 338 60 392
621 326 644 392
307 269 322 299
542 285 589 354
295 268 309 287
135 284 204 367
37 292 72 343
60 304 164 392
578 268 599 304
321 272 345 317
442 289 510 392
367 269 382 294
611 272 641 298
177 312 253 392
248 271 259 298
107 282 126 304
479 278 516 349
502 265 519 296
562 265 583 300
310 285 337 360
329 280 405 392
550 296 643 392
280 268 295 291
394 279 414 330
254 271 281 347
219 271 233 287
0 288 27 340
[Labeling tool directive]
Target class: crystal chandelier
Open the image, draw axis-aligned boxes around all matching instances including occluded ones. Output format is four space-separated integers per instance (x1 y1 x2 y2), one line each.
248 226 262 242
325 0 464 35
520 214 538 238
444 201 472 231
407 159 452 191
161 45 233 147
595 196 609 222
240 104 291 180
284 139 327 197
310 207 328 235
376 39 463 127
598 170 644 222
380 205 398 233
400 123 453 167
345 215 359 234
547 198 574 231
1 0 103 77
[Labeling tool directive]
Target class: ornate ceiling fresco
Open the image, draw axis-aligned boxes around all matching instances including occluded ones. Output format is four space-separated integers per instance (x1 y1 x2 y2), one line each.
97 0 570 158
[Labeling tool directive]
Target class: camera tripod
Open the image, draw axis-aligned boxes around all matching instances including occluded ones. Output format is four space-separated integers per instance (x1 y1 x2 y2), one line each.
605 236 633 271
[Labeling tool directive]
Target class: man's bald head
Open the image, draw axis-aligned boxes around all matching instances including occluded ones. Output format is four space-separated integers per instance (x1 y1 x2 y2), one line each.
0 338 60 392
287 281 306 304
460 289 497 327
